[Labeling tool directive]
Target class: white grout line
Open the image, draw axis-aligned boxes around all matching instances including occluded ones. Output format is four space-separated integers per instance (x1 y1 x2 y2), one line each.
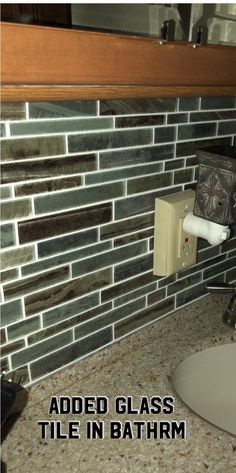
64 134 69 155
2 152 69 164
20 297 26 319
96 152 100 170
111 200 115 222
123 180 127 197
98 290 102 305
176 98 180 113
25 103 29 121
6 115 113 125
145 295 149 309
23 334 29 348
13 221 19 247
111 324 115 341
4 122 11 137
151 127 155 144
8 356 12 372
30 196 35 217
27 364 32 384
68 263 73 280
4 327 9 344
0 285 5 304
39 313 43 330
97 225 101 243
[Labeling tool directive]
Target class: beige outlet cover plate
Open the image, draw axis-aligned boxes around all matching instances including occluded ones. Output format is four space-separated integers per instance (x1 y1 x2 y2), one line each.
153 189 198 277
172 343 236 436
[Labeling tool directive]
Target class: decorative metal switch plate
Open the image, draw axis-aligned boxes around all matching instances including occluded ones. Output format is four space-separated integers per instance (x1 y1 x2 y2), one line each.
193 146 236 225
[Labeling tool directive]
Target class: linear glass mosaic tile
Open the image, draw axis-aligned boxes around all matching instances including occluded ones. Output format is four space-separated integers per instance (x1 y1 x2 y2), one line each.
32 302 112 343
1 136 65 162
99 144 175 169
1 154 96 184
29 101 98 119
68 128 152 153
0 224 15 249
1 299 23 327
18 203 112 244
201 96 235 110
0 96 235 385
1 103 26 121
179 97 199 111
10 117 112 136
100 98 177 115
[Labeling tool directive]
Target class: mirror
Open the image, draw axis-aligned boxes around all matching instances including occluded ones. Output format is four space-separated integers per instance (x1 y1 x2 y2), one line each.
1 4 236 47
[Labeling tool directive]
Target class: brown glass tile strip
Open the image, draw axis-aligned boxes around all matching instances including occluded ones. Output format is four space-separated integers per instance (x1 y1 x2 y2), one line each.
25 268 112 316
1 339 25 357
0 103 26 121
18 203 112 243
4 267 69 301
1 154 96 184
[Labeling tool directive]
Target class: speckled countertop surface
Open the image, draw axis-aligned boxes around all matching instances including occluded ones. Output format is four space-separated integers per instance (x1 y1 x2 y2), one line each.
2 294 236 473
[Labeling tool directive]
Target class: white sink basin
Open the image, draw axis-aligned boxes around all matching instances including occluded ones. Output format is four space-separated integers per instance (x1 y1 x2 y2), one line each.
172 343 236 436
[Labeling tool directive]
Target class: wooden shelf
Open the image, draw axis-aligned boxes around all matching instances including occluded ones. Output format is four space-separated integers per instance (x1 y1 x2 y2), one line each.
2 85 236 102
1 22 236 102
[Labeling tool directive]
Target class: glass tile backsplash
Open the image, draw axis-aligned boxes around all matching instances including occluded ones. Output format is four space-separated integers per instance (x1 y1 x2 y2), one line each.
0 96 235 385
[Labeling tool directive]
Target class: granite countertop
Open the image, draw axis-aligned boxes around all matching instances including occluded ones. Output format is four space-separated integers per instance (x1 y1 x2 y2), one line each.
2 294 236 473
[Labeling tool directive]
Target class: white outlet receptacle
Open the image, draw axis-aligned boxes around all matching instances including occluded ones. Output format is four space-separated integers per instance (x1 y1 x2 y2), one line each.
153 190 198 277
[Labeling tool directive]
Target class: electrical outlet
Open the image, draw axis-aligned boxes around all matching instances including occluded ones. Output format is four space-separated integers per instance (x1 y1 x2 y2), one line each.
153 190 198 277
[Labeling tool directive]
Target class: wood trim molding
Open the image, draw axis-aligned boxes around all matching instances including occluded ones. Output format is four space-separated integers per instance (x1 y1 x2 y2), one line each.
2 85 236 102
1 22 236 101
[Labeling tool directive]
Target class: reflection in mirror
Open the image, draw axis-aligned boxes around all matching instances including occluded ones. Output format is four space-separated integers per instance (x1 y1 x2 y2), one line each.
71 4 187 40
190 4 236 46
